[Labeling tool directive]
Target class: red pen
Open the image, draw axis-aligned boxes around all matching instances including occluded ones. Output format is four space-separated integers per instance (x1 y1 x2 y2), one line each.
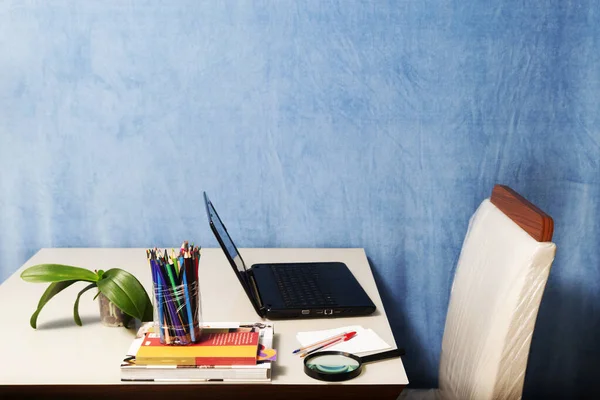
299 331 357 358
293 331 355 354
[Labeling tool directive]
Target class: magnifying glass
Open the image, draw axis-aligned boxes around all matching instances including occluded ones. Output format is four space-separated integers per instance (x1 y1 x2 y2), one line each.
303 348 406 382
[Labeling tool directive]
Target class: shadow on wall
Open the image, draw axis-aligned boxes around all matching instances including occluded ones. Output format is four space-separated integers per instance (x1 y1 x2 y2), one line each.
367 257 436 388
524 280 600 400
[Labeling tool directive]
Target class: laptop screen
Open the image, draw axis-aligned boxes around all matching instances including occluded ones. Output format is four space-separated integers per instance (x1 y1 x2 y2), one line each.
203 192 247 276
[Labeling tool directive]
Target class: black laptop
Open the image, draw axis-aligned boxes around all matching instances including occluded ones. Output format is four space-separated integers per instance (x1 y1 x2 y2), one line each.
203 192 376 319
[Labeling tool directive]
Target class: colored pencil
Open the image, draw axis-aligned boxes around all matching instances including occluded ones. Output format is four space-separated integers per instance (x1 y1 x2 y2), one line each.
147 243 201 345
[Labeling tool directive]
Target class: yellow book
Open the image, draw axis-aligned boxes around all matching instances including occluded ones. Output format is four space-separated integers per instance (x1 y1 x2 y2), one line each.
135 328 260 366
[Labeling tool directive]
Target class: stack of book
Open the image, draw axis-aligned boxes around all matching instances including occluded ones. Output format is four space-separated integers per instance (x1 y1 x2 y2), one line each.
120 322 276 382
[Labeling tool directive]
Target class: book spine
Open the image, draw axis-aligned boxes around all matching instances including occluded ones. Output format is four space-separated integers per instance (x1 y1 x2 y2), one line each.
136 356 257 366
195 356 257 366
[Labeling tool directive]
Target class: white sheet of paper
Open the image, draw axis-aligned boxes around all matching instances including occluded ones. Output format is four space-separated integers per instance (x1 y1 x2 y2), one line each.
296 325 391 355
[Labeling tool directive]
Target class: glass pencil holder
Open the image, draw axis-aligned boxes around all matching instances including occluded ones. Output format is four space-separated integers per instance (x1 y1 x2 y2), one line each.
151 273 202 345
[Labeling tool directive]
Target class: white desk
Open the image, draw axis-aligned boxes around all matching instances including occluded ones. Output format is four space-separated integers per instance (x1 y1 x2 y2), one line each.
0 248 408 399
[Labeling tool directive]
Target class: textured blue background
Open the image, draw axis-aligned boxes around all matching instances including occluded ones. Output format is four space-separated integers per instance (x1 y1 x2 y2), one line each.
1 1 599 397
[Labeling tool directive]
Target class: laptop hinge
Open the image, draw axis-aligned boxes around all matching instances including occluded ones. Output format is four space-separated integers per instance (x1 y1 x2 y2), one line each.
247 271 266 313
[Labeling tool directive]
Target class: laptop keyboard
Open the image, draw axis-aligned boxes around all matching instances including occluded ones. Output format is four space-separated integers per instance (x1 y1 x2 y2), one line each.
271 265 336 307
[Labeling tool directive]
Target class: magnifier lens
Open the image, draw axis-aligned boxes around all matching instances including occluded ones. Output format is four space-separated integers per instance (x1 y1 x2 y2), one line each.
305 353 360 374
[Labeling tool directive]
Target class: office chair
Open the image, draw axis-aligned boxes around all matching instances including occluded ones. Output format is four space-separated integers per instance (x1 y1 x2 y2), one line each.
400 185 556 400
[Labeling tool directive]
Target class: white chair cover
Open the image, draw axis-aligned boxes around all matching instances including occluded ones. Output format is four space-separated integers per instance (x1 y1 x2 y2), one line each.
401 199 556 400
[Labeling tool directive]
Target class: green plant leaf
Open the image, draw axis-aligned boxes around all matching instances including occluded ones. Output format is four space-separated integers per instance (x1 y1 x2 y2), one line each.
21 264 99 283
30 281 77 329
73 283 98 326
96 269 153 322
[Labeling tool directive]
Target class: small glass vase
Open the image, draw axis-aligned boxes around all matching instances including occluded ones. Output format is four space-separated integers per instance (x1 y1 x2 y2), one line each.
98 292 132 327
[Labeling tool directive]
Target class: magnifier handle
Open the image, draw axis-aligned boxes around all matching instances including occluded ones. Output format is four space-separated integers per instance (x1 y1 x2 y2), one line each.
361 348 406 364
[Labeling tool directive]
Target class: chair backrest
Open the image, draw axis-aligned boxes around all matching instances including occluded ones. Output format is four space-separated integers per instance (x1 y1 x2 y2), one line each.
438 185 556 400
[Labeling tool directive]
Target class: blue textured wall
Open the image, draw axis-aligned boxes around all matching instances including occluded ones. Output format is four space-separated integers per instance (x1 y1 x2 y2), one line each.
1 1 599 397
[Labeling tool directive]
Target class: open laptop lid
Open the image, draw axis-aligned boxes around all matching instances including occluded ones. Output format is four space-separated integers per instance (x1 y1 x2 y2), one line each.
203 192 265 316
